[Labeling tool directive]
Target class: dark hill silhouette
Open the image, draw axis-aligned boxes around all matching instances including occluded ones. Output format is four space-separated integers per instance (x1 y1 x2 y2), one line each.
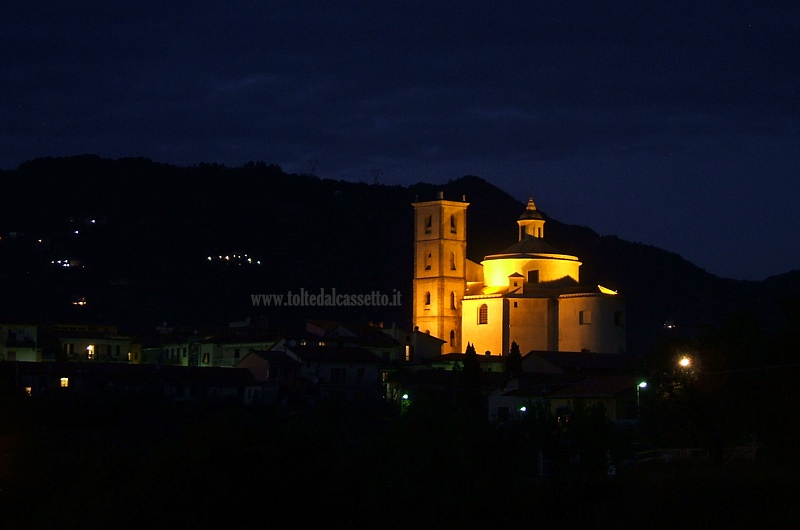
0 155 792 353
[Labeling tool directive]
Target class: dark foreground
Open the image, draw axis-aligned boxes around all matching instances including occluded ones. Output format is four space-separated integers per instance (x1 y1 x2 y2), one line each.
1 393 797 529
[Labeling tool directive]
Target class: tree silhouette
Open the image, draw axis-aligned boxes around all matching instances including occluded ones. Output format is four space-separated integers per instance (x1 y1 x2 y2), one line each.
505 341 522 376
462 342 481 391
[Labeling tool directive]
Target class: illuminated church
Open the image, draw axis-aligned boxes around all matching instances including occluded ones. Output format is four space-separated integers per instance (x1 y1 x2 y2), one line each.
412 193 626 356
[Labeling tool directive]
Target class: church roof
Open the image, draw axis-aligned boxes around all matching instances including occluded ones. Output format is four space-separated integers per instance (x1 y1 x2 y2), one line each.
465 277 626 299
485 236 574 259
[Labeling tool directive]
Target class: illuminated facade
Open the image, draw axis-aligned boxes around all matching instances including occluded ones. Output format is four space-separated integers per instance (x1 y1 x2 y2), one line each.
51 323 132 362
413 196 626 356
412 192 468 353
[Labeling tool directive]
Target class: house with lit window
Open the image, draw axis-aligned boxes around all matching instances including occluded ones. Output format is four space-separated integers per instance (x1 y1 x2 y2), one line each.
10 361 261 403
380 324 446 363
153 326 277 368
412 195 626 356
301 319 403 362
45 323 132 362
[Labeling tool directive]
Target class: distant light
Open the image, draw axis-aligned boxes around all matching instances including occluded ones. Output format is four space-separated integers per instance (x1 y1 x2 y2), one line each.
679 357 691 368
257 260 261 265
638 381 648 388
37 239 43 243
73 230 79 235
90 219 96 224
207 256 212 261
519 406 527 412
402 393 409 400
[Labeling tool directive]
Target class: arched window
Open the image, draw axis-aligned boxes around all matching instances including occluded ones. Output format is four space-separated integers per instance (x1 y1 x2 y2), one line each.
424 251 432 271
449 330 456 347
425 292 431 306
450 291 456 309
450 251 456 270
424 215 432 234
450 214 457 234
478 304 488 325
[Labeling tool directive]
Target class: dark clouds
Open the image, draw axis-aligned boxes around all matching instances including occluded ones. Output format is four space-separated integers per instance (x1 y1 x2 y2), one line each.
2 1 799 280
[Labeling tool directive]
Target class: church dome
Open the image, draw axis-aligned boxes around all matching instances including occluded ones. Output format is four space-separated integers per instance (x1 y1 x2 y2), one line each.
518 198 544 220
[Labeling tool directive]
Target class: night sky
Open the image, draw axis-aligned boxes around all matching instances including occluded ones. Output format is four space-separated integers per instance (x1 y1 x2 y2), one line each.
2 1 798 281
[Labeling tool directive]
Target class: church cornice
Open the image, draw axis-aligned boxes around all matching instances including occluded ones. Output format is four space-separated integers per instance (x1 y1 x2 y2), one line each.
483 252 580 262
462 292 506 300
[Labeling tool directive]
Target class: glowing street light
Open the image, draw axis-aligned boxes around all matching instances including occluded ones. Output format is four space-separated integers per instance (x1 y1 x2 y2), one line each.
637 381 647 419
399 392 410 414
679 357 691 368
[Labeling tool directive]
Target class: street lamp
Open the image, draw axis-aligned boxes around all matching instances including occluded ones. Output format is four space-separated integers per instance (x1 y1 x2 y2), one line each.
400 392 410 414
637 381 647 420
679 356 691 368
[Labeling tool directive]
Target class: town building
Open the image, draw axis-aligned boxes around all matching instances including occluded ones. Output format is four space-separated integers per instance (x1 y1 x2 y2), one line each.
0 323 40 362
45 323 133 362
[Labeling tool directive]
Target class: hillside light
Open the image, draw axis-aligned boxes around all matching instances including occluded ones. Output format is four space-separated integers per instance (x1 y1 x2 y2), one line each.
679 357 691 368
402 393 409 400
519 406 527 412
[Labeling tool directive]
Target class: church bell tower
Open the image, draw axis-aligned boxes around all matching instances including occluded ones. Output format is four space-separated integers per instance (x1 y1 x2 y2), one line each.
412 192 468 353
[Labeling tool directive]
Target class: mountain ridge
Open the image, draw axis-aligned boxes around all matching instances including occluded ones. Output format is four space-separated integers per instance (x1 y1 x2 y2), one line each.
0 155 793 353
